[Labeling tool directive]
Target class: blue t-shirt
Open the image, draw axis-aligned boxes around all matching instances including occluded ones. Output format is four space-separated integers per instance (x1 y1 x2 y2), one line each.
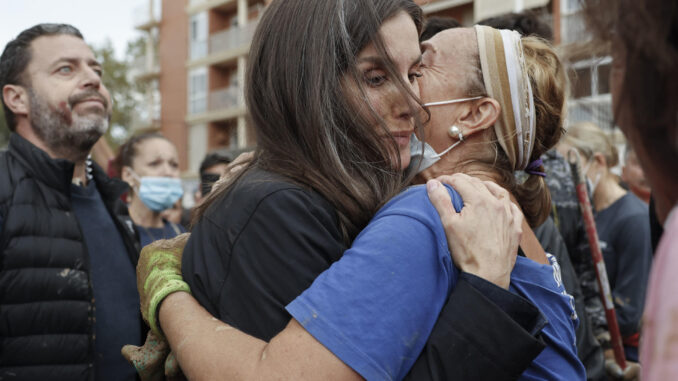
70 181 141 381
287 184 585 381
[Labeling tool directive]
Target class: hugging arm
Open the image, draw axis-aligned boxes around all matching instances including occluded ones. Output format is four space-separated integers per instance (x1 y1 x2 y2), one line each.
408 174 547 380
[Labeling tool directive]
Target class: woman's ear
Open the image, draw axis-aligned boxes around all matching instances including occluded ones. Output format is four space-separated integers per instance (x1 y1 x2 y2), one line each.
121 166 136 186
456 97 500 138
593 152 608 169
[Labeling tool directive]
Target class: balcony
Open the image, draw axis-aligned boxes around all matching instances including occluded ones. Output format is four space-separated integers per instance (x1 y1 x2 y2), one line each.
187 0 237 16
209 85 241 111
187 20 258 68
187 86 245 124
131 56 161 81
133 2 161 31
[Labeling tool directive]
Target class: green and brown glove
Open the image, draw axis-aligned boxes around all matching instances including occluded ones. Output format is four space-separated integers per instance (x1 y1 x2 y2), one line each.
122 331 186 381
137 233 192 339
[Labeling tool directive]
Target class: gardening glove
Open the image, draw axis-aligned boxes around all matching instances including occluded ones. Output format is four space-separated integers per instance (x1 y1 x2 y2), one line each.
122 331 170 381
164 351 187 380
122 332 187 381
137 233 191 339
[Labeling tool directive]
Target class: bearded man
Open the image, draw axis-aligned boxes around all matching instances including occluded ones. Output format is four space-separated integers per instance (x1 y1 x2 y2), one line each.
0 24 142 381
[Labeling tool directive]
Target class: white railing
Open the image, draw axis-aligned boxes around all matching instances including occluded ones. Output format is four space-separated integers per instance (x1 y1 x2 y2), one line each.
209 85 241 111
190 40 208 60
209 20 259 55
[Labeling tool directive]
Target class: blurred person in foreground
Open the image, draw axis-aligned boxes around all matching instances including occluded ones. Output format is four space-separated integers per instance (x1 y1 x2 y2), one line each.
581 0 678 379
0 23 142 380
113 132 186 247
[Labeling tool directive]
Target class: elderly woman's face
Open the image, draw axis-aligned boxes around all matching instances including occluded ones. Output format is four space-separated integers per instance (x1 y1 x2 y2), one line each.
418 28 478 153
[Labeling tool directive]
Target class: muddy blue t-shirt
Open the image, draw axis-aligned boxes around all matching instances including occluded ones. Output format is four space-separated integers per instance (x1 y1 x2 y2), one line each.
287 184 585 381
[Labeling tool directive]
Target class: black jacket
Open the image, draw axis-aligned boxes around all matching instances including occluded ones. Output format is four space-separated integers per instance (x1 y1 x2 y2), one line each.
0 133 140 381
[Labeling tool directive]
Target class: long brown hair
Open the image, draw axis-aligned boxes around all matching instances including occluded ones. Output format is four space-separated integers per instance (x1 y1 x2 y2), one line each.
194 0 424 243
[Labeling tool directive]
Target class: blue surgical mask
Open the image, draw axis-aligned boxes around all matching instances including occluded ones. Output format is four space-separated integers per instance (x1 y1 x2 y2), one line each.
131 171 184 212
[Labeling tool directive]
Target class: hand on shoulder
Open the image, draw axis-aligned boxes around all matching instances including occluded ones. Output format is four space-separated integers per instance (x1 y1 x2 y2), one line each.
426 173 523 289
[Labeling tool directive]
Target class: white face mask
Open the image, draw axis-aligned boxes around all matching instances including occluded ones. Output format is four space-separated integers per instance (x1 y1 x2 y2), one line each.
408 96 483 174
409 133 462 173
582 160 602 196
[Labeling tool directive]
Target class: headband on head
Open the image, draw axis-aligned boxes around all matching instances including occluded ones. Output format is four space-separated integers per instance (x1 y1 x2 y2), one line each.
474 25 536 171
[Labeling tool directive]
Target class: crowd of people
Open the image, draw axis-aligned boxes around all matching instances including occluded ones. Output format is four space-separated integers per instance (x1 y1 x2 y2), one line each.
0 0 675 380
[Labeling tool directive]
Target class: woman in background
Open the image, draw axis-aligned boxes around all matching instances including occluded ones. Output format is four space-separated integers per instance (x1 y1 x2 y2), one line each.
559 121 652 362
113 132 186 247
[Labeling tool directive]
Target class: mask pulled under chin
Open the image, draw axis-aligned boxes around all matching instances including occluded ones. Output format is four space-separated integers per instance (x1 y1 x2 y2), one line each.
408 133 461 174
136 176 184 212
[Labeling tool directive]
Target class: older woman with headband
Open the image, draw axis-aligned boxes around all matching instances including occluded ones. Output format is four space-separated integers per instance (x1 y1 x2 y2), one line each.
127 5 581 381
414 25 583 379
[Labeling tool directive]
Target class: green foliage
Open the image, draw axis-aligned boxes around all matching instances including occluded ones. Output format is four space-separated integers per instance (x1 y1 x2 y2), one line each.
92 39 138 150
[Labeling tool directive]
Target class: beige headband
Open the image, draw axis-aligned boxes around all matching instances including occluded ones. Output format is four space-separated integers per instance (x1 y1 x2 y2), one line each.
474 25 536 171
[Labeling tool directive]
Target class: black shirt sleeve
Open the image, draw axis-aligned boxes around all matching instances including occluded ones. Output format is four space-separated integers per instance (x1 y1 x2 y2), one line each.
183 182 345 341
405 273 546 381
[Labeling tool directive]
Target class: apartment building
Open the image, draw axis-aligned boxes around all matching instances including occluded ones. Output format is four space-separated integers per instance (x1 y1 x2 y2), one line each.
133 0 190 172
138 0 609 177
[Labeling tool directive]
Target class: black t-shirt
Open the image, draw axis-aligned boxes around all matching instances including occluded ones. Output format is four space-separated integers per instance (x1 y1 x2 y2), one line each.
183 168 345 340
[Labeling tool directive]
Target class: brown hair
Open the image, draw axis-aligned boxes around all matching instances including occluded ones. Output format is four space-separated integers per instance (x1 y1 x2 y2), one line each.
110 132 169 178
463 35 567 227
194 0 424 243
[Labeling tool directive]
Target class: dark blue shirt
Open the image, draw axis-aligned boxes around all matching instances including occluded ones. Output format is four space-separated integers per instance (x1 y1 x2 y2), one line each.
136 220 185 248
595 192 652 361
70 181 141 381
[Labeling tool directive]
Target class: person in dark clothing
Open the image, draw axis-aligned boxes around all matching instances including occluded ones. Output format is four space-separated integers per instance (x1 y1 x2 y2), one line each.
123 1 550 380
560 121 653 363
113 132 186 247
197 151 232 200
0 24 142 381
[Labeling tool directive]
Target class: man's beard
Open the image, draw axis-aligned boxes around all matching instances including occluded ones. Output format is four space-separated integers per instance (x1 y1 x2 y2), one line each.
28 88 110 162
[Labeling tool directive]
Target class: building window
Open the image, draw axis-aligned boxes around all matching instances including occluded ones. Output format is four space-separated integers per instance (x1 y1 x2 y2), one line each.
190 12 208 60
188 68 208 114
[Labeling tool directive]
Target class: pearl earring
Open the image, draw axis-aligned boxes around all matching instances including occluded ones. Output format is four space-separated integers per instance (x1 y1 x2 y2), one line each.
448 125 463 141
